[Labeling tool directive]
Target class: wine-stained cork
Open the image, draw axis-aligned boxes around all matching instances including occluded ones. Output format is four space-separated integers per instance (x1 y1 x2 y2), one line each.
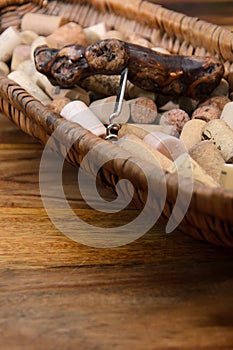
202 119 233 163
89 96 130 124
116 134 173 171
8 70 51 106
220 164 233 190
60 100 106 137
189 140 225 183
143 132 186 160
180 119 207 149
199 95 230 112
46 22 88 49
11 45 31 71
169 154 219 188
0 26 23 62
83 22 107 44
192 104 221 122
160 108 190 133
21 13 67 36
118 123 178 139
127 97 158 124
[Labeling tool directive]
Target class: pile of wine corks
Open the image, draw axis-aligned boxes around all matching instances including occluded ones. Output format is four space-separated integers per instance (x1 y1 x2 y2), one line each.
1 12 233 190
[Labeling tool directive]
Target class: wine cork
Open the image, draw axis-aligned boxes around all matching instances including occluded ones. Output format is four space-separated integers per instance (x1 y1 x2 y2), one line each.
210 78 229 97
101 30 127 41
202 119 233 163
45 84 90 106
143 132 186 160
48 98 71 114
17 59 36 76
180 119 207 149
11 45 31 71
220 101 233 129
0 61 10 75
189 140 225 183
17 59 52 93
118 123 178 139
158 100 180 113
60 100 106 137
160 108 190 133
199 95 230 112
20 30 38 45
168 153 219 188
46 22 88 49
127 97 158 124
192 105 221 122
0 26 23 62
66 87 90 106
83 22 107 44
127 82 157 100
89 96 130 124
21 13 67 36
127 33 152 48
80 75 122 98
220 164 233 190
8 70 51 106
30 36 48 61
116 134 173 171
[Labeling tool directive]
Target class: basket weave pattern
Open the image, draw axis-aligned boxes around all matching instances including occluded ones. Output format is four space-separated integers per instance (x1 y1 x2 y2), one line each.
0 0 233 246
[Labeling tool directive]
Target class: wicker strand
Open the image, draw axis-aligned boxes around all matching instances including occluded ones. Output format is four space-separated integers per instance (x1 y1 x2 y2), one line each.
0 0 46 8
0 0 233 246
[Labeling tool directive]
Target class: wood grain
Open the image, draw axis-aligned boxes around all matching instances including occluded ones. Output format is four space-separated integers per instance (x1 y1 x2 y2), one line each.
1 101 233 350
1 4 233 349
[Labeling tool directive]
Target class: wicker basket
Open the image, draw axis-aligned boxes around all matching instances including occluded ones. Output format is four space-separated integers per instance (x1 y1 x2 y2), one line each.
1 0 233 247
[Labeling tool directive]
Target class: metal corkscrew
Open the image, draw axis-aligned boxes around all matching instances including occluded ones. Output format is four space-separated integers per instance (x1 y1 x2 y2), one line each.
105 67 128 141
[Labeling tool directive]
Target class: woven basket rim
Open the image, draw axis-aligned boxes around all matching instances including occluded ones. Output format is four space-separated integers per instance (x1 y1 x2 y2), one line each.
0 0 233 246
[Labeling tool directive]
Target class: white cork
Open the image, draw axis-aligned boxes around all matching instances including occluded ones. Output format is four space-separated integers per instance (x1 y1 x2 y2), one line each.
84 22 107 44
17 59 52 92
220 101 233 129
0 61 10 75
21 13 67 36
60 100 106 137
0 26 23 62
20 30 38 45
117 134 173 171
11 45 31 71
8 70 51 105
143 132 186 160
220 164 233 190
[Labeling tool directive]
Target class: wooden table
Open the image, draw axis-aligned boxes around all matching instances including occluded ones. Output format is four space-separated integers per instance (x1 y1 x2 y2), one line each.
1 3 233 349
